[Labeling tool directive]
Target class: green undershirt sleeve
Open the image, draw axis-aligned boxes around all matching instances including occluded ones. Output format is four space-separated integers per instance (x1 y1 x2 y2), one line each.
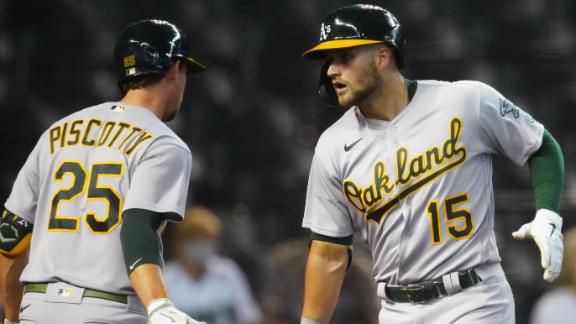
527 129 565 213
120 208 165 274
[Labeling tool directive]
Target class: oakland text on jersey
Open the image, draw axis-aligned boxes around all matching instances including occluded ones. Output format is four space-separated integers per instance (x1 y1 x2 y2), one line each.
343 118 467 223
48 118 153 156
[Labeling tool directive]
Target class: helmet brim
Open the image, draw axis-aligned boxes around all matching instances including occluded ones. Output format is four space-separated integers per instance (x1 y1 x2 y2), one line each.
302 39 384 59
184 56 207 73
172 52 206 73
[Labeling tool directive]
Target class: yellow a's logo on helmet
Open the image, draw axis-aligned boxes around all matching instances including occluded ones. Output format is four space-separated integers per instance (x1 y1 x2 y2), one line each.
123 55 136 68
320 23 332 41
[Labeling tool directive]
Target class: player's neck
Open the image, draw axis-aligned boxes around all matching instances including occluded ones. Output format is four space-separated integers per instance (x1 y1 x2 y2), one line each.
359 72 408 121
120 87 170 120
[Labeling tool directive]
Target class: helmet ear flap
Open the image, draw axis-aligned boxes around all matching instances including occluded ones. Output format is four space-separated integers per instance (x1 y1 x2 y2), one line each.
318 62 339 108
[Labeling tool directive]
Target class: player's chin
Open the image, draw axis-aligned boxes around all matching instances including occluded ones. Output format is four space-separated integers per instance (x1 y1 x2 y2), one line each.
337 93 358 109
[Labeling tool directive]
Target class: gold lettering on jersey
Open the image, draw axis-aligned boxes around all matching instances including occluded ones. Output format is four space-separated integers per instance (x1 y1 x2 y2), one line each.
396 119 463 185
67 120 84 146
342 118 467 224
343 161 394 213
82 119 101 146
107 122 130 147
125 131 153 156
118 127 141 149
97 121 116 146
60 122 69 148
47 119 154 156
49 126 62 154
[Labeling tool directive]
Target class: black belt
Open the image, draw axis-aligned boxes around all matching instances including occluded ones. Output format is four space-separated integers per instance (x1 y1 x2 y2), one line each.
383 269 482 304
25 283 128 304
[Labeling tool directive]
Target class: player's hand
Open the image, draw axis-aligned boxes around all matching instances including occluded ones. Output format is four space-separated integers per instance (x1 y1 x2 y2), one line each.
512 209 563 282
147 298 206 324
4 319 19 324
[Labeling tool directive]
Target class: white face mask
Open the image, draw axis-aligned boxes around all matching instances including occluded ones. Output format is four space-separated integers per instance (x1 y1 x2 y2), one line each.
183 240 217 265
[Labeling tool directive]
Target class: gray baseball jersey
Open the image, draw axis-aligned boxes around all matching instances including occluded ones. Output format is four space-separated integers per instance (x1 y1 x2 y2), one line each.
303 80 543 284
4 102 192 294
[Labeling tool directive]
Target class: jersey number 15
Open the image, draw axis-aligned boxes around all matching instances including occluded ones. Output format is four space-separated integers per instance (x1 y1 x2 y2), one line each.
426 193 474 245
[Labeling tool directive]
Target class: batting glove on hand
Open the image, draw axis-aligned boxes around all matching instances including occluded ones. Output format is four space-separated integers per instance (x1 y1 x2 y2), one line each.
512 209 564 282
4 320 19 324
147 298 206 324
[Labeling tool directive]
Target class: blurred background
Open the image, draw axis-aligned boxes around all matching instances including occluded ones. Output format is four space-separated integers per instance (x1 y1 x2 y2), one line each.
1 0 576 323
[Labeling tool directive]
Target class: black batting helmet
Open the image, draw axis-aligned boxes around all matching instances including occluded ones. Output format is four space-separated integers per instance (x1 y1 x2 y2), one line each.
303 4 405 107
114 19 205 90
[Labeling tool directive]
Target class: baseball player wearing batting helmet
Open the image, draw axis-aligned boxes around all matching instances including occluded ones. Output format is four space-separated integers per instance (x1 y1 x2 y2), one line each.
0 19 206 324
300 4 565 324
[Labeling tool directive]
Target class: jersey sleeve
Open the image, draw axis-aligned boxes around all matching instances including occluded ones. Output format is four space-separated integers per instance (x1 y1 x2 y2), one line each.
4 137 42 223
474 82 544 166
302 145 354 237
123 139 192 222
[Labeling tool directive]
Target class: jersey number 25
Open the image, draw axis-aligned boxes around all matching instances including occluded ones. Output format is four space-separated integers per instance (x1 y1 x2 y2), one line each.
48 160 123 234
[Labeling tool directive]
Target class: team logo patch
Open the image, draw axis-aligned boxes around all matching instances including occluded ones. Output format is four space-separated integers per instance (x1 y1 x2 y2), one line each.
499 98 520 118
320 23 332 40
57 288 73 297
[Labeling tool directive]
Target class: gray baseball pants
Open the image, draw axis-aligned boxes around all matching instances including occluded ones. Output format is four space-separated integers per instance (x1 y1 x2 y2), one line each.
18 282 147 324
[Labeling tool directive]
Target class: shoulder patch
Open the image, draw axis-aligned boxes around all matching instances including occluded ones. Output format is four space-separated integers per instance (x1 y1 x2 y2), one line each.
499 98 520 118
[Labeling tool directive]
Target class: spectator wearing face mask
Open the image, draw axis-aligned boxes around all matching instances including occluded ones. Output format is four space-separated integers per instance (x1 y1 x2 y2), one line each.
164 206 263 324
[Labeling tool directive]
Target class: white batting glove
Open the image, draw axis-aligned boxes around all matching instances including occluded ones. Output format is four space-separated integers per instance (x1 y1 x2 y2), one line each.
512 209 564 282
4 320 19 324
147 298 206 324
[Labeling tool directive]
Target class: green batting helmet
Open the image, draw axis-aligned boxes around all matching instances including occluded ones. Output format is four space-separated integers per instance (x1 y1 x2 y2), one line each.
303 4 405 107
303 4 405 67
114 19 206 90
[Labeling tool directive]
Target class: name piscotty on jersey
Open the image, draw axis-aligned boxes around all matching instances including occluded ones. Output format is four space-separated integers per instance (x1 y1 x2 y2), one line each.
48 110 153 156
303 80 544 284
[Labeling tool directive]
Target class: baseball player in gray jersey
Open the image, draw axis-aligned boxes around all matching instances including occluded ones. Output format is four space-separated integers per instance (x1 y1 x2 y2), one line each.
300 5 565 324
0 20 206 324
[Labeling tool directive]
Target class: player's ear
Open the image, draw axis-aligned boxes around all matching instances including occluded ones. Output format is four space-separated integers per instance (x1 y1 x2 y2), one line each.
172 60 187 74
375 45 393 70
165 61 182 81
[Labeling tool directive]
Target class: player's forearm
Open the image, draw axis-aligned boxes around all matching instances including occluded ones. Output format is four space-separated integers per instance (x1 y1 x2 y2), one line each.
302 240 349 323
528 129 564 213
129 263 169 308
122 208 168 308
0 252 28 321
